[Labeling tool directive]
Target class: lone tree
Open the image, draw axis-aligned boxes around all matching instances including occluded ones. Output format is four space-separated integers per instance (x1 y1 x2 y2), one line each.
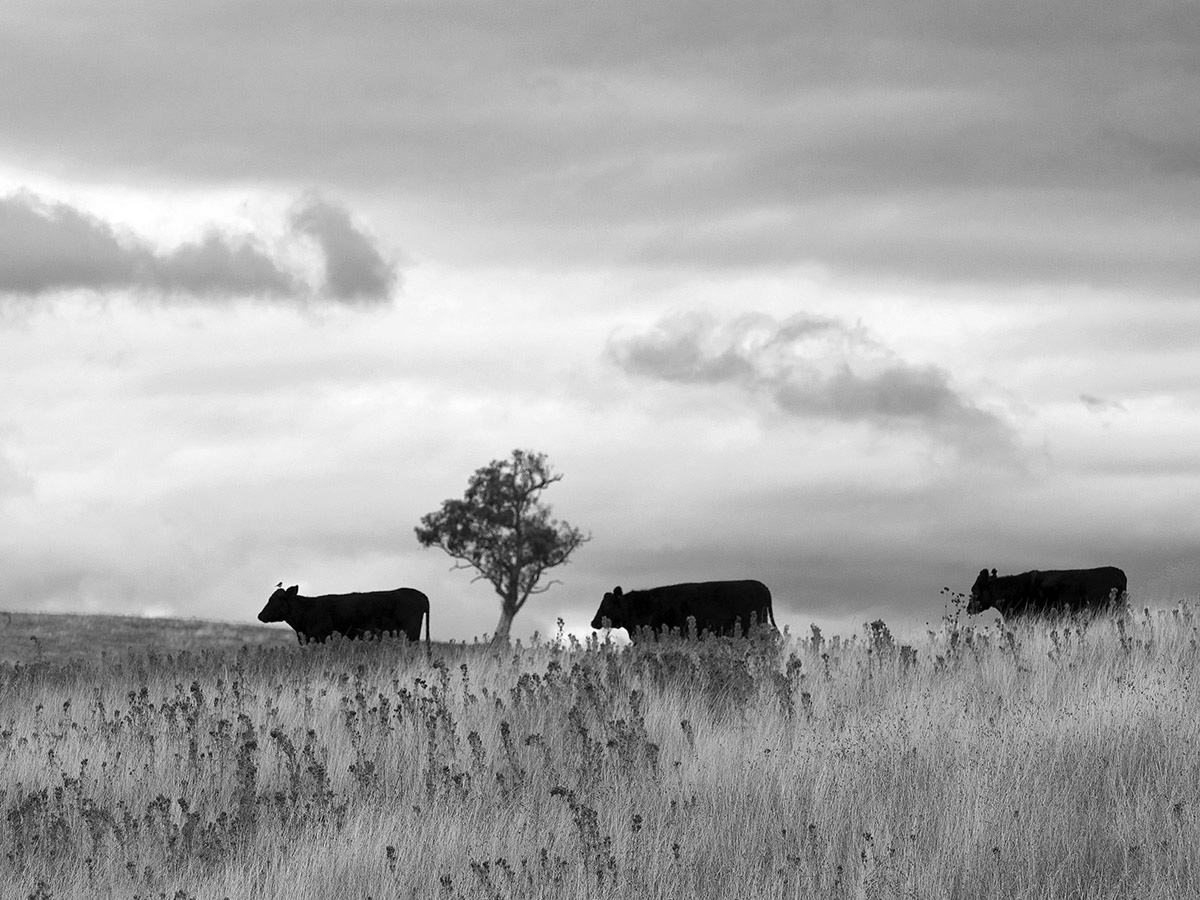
415 449 589 644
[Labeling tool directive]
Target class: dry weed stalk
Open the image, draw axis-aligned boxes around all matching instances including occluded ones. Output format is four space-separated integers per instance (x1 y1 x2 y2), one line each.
0 607 1197 898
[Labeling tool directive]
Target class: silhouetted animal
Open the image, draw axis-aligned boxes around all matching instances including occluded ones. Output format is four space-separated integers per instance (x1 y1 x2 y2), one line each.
590 580 776 640
258 584 430 647
967 567 1127 616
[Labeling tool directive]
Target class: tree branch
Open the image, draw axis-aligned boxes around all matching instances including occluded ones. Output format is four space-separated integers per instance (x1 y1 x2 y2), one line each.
415 448 590 639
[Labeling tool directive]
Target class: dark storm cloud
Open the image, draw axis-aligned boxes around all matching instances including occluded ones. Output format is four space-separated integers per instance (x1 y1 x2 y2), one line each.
290 196 397 303
0 0 1195 287
0 192 397 303
610 310 1011 449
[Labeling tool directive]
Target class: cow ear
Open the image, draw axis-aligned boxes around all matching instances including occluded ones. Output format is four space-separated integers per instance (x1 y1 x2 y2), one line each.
286 585 299 596
978 568 989 580
613 586 622 599
990 569 997 578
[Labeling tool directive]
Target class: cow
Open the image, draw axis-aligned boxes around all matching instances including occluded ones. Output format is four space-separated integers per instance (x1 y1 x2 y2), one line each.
967 567 1127 617
257 583 430 648
590 580 776 640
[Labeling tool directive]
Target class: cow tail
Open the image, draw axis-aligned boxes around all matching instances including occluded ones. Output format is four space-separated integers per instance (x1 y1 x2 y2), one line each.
424 602 431 659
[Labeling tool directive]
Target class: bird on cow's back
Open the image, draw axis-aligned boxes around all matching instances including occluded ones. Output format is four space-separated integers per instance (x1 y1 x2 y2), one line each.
257 583 430 649
967 566 1127 617
590 579 777 641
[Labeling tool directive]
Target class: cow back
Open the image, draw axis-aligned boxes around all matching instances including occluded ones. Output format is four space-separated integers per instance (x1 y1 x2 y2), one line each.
625 579 774 638
295 588 430 643
989 567 1127 616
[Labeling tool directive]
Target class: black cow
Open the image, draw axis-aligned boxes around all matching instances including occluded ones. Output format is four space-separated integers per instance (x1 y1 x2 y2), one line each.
590 580 776 640
258 584 430 647
967 567 1127 616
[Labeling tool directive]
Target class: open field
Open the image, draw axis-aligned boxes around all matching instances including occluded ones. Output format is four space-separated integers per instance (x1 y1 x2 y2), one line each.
0 611 297 667
2 604 1199 899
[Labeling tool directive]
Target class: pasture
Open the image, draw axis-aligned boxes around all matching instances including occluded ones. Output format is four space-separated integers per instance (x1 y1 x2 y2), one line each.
1 604 1199 899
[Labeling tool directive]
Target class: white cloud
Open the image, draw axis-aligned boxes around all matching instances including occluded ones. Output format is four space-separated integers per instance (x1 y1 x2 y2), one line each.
0 448 33 501
0 0 1198 640
0 285 1195 638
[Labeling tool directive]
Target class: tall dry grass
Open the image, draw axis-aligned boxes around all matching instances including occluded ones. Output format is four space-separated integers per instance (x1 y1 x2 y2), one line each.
1 605 1199 899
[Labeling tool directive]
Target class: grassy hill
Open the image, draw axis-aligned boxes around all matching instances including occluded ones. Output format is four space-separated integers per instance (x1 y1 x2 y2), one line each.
0 609 297 666
1 604 1198 899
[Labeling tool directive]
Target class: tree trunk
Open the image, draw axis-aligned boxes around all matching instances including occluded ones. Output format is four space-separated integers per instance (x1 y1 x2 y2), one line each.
491 607 515 645
490 570 521 646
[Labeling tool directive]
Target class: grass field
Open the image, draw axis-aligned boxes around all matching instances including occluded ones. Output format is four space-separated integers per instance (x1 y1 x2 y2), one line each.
0 611 297 667
1 603 1198 899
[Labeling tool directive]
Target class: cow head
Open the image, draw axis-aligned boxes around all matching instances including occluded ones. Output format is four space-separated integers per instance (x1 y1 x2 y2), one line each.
591 586 627 630
258 583 299 623
967 568 997 614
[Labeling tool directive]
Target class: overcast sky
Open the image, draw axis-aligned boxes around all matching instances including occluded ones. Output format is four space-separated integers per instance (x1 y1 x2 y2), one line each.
1 0 1198 642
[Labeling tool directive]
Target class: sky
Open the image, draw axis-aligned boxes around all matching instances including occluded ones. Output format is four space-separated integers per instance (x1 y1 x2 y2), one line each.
1 0 1198 642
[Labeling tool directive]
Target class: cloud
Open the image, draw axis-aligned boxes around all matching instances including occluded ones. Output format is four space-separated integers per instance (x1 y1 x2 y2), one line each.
0 1 1195 287
1080 393 1126 414
609 310 1012 450
0 191 398 304
0 192 297 297
0 192 137 292
150 232 299 297
290 196 397 303
0 450 33 501
611 310 763 384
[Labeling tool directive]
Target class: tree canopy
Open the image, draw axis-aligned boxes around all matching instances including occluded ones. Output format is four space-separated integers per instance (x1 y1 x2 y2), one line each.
415 449 589 643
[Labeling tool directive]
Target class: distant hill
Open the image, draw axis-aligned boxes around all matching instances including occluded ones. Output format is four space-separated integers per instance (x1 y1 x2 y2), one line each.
0 610 296 666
